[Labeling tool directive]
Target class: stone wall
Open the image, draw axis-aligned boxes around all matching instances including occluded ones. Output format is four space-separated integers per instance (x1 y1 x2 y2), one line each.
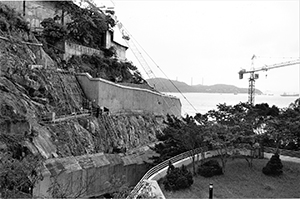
63 41 104 61
76 73 181 117
0 1 69 31
33 152 151 198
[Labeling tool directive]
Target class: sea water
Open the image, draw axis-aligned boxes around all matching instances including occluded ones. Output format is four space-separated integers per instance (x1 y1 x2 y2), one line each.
164 92 299 116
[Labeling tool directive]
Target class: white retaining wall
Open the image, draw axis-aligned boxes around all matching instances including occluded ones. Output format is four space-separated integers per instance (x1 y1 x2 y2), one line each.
76 73 181 117
63 41 104 61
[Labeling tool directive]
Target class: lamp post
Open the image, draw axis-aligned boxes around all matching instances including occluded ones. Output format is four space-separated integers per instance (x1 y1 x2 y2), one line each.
209 183 213 199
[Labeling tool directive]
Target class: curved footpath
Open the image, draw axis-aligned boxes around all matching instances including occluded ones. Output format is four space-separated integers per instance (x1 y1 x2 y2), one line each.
128 149 300 199
264 153 300 163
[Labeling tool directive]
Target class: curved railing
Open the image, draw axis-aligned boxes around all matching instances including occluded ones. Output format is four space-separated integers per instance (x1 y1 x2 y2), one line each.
127 147 208 199
128 146 300 198
264 147 300 158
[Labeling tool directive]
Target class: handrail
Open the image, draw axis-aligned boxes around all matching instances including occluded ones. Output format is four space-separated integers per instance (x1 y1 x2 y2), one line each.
127 147 208 199
0 35 43 46
264 147 300 158
128 146 300 198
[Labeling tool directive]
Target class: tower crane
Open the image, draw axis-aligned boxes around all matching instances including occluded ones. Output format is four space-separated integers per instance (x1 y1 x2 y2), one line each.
239 55 300 105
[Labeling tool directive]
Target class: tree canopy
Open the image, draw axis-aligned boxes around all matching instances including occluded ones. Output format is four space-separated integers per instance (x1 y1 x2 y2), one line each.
263 99 300 150
152 99 300 174
41 0 116 50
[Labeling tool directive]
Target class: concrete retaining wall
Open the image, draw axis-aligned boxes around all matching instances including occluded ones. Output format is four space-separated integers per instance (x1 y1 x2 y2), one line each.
33 153 149 198
63 41 104 61
76 73 181 117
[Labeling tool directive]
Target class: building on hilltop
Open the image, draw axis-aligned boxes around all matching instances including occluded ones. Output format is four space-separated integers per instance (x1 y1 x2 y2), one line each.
1 0 127 62
105 26 128 61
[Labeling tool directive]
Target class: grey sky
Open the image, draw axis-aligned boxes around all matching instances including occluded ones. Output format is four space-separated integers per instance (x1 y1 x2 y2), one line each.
97 0 299 94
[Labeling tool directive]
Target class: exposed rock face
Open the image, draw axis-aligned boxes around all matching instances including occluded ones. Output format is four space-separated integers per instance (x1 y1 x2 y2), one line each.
0 32 164 160
40 114 162 158
1 63 164 196
0 4 167 197
1 69 163 159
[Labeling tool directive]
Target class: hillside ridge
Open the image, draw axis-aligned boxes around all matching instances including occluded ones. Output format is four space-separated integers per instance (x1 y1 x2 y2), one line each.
147 78 263 94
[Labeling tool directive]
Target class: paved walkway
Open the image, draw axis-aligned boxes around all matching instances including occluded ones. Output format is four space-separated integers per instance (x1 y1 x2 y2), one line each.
264 152 300 163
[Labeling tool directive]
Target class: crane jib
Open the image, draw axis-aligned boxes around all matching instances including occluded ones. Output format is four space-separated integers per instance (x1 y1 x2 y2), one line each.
239 58 300 105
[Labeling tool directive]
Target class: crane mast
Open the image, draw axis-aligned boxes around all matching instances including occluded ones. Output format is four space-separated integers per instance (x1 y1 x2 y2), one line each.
239 56 300 105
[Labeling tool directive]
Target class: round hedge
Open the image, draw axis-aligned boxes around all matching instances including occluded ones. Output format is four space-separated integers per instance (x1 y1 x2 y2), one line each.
197 159 223 177
262 153 283 176
163 164 193 191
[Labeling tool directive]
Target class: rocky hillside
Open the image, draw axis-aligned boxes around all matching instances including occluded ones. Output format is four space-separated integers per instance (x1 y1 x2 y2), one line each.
0 4 164 197
0 9 163 156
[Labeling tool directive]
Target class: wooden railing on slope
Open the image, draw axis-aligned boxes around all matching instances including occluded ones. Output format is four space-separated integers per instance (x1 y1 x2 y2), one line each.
127 146 208 199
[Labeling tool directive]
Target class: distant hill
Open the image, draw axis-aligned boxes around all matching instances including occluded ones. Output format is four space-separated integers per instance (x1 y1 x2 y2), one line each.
146 78 263 94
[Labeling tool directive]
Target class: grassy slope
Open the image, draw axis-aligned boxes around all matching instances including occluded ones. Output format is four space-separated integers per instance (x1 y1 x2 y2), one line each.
160 158 300 198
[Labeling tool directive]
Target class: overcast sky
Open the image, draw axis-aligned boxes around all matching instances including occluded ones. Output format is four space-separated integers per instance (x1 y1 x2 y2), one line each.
96 0 299 94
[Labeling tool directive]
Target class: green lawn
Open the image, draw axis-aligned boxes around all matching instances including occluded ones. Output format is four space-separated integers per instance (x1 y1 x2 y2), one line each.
160 157 300 198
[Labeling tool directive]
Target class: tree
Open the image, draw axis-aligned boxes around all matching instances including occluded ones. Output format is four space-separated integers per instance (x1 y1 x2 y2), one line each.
202 103 261 172
65 4 113 49
40 1 115 50
204 123 236 173
264 99 300 151
151 115 205 174
175 115 205 175
41 18 67 45
150 115 187 165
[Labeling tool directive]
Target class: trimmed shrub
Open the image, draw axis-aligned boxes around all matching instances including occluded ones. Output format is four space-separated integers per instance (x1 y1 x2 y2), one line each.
163 164 193 191
262 153 283 176
198 159 223 177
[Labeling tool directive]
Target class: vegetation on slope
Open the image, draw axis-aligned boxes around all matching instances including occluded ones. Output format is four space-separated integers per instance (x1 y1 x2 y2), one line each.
67 54 145 84
0 4 44 198
0 4 30 33
37 1 147 85
38 0 114 56
50 0 115 49
0 2 160 198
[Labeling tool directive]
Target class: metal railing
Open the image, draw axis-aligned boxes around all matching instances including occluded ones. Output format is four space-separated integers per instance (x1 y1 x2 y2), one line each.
127 146 208 199
128 146 300 198
264 147 300 158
